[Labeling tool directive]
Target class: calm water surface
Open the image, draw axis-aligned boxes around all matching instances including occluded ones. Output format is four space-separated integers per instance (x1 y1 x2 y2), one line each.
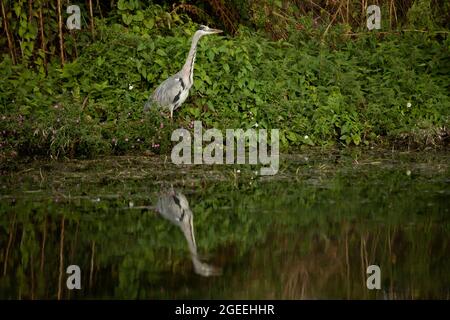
0 150 449 299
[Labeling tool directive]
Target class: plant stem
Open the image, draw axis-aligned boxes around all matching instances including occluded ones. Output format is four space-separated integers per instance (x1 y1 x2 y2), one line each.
38 2 47 71
1 0 17 64
57 0 65 66
89 0 95 40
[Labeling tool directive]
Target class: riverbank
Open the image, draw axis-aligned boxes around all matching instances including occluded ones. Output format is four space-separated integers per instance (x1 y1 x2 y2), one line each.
1 9 449 160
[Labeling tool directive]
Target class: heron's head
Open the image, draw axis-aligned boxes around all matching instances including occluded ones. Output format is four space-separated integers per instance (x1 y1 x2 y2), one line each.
198 25 223 36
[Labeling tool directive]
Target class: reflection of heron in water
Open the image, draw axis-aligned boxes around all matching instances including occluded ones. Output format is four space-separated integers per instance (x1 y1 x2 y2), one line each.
156 188 221 277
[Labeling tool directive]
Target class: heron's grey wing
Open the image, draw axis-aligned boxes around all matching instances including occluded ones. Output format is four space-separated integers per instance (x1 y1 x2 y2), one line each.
145 75 185 111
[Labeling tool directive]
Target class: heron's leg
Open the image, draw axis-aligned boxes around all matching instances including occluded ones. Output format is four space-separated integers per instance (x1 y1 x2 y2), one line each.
170 109 173 120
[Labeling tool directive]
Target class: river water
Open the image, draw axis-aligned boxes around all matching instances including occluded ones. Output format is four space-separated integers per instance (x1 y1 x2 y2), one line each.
0 150 449 299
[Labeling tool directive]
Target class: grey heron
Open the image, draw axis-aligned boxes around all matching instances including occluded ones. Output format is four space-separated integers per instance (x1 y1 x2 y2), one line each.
156 188 221 277
144 25 223 118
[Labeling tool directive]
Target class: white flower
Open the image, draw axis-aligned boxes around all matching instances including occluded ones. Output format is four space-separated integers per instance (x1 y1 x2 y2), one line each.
406 170 411 176
129 84 134 90
237 170 241 173
304 135 309 139
254 123 259 128
407 102 412 108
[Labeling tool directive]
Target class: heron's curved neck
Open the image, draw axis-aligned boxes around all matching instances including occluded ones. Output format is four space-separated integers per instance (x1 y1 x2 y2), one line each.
181 217 197 256
182 32 202 86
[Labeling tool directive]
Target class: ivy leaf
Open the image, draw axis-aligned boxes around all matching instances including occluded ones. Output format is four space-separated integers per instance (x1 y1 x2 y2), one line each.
144 19 155 29
117 0 127 11
286 131 298 142
122 13 133 25
134 11 144 22
156 49 166 56
137 43 146 51
352 134 361 146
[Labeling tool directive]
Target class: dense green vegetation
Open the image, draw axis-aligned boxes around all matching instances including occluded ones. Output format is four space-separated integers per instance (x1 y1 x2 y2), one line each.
0 1 449 159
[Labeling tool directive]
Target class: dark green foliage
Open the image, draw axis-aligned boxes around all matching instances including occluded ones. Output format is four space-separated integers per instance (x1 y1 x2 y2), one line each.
0 3 449 158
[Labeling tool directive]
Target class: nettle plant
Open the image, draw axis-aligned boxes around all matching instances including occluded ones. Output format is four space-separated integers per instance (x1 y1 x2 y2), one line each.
116 0 188 34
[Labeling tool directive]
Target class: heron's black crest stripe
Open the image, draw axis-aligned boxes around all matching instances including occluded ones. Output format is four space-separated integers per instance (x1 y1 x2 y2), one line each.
188 50 196 85
172 194 181 208
173 91 181 104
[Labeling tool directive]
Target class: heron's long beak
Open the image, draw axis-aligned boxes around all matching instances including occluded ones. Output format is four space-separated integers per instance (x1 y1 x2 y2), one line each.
210 28 223 34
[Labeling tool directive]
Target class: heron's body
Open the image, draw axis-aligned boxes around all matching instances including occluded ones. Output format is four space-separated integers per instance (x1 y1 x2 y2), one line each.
144 25 222 118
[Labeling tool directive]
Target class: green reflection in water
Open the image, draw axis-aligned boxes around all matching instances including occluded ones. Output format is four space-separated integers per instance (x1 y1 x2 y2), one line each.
0 151 449 299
